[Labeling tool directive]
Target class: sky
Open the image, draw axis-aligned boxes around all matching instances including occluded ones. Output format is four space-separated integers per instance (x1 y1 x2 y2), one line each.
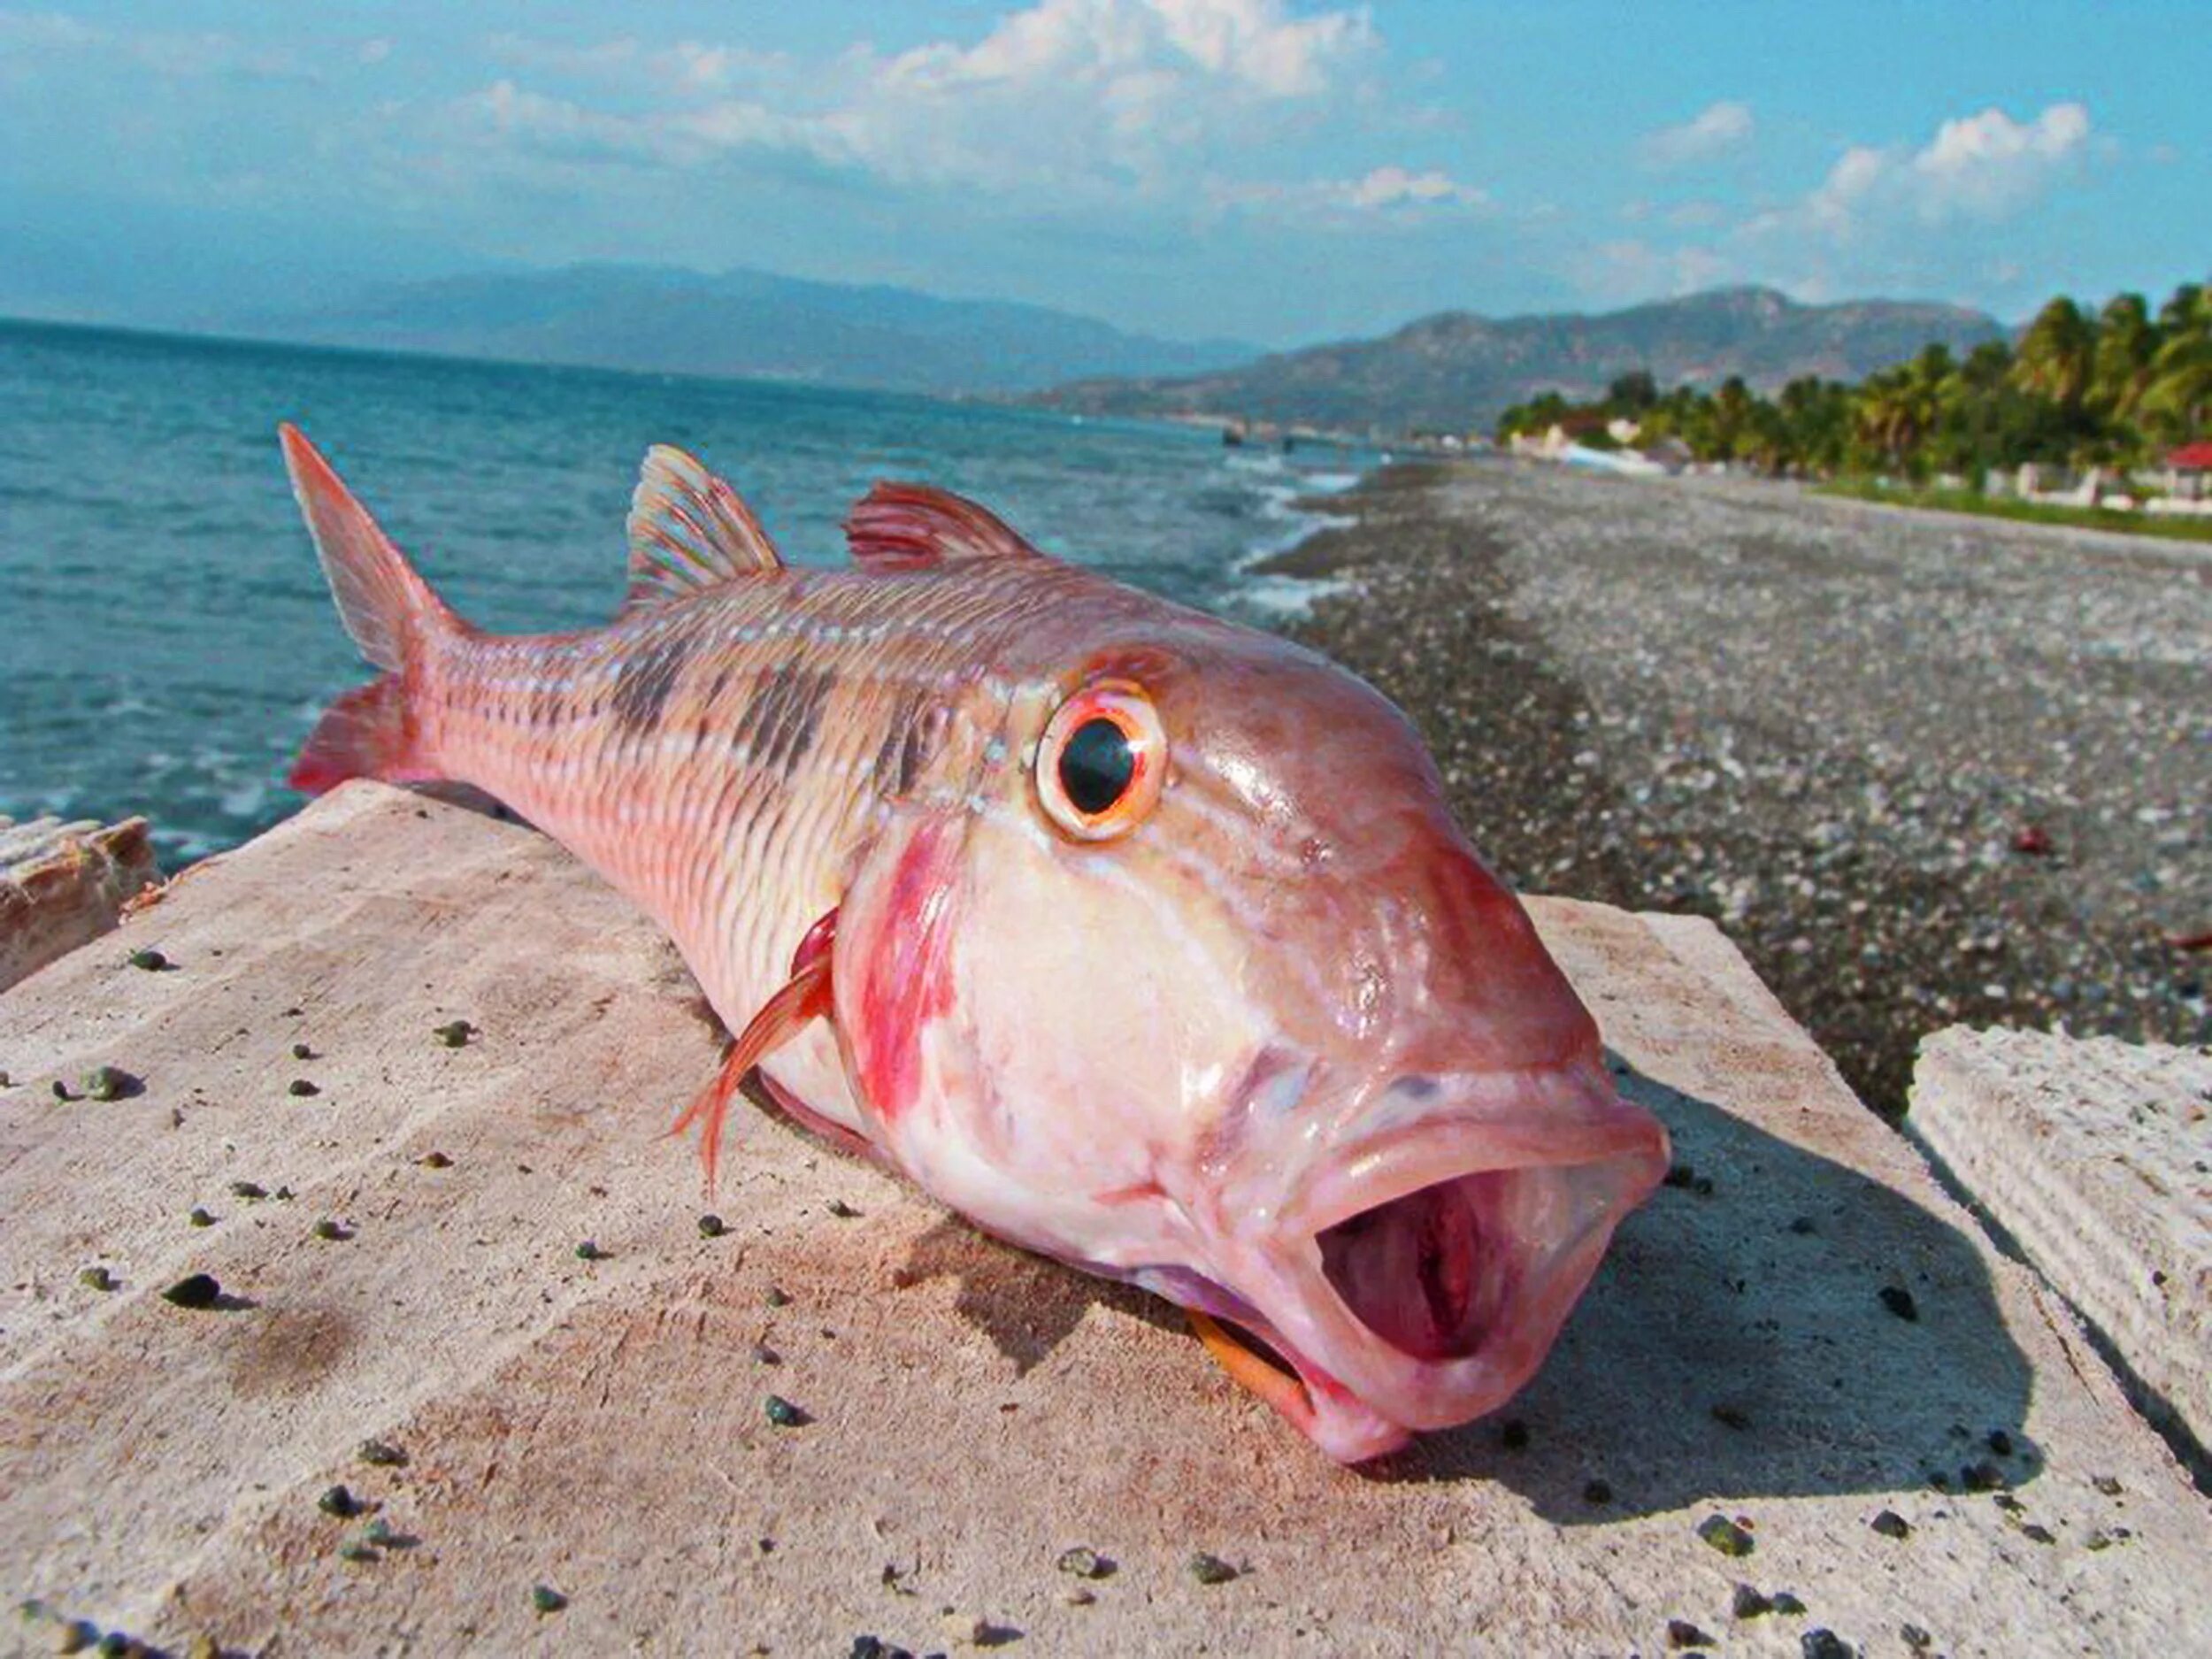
1 1 2204 349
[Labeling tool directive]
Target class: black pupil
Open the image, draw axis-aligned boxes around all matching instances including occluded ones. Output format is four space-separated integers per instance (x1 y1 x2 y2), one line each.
1058 717 1135 816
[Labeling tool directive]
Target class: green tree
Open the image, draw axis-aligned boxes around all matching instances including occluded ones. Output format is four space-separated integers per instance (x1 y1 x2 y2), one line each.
2012 296 2097 413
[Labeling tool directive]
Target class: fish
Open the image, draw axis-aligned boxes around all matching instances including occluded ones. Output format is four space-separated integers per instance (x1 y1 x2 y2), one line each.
279 424 1670 1463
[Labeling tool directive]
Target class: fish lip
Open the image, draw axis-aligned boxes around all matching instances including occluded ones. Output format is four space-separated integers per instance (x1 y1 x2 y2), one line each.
1213 1057 1669 1448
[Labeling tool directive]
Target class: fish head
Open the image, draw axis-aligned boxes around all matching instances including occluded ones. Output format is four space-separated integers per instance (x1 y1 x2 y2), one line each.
832 614 1668 1463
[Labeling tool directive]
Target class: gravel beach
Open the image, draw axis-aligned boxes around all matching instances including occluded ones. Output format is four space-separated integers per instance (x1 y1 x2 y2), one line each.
1268 459 2209 1113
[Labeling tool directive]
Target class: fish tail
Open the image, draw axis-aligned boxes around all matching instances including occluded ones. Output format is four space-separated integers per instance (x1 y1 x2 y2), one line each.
280 423 464 794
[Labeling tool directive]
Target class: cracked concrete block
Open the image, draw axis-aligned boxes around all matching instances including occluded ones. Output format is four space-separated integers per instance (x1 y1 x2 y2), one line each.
1911 1025 2212 1471
0 814 160 992
2 782 2207 1655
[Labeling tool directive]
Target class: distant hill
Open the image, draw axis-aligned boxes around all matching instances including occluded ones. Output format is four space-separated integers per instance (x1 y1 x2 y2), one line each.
241 264 1258 397
1033 287 2007 432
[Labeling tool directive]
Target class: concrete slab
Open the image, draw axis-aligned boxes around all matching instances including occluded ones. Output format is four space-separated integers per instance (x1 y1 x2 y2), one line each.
2 783 2207 1656
1911 1025 2212 1477
0 815 158 994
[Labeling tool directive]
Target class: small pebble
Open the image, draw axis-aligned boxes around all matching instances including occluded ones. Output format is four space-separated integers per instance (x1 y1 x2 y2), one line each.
434 1020 475 1048
530 1585 566 1616
764 1394 810 1427
287 1078 319 1097
752 1342 780 1365
1065 1587 1096 1607
2092 1473 2124 1497
826 1198 860 1218
127 949 168 972
765 1285 791 1308
1986 1428 2014 1455
1187 1552 1239 1586
291 1042 314 1061
79 1266 117 1293
357 1439 408 1467
161 1273 222 1309
1770 1594 1807 1617
312 1219 350 1241
364 1517 405 1548
698 1213 727 1238
57 1619 99 1654
338 1540 379 1564
1901 1624 1931 1651
1800 1632 1854 1659
84 1065 139 1102
229 1181 266 1200
1667 1619 1715 1649
1870 1509 1910 1540
318 1484 362 1518
1960 1460 2006 1493
417 1151 453 1170
1731 1584 1771 1619
1056 1547 1112 1579
1697 1514 1755 1557
188 1207 215 1227
575 1240 606 1261
1878 1286 1918 1322
2020 1523 2056 1545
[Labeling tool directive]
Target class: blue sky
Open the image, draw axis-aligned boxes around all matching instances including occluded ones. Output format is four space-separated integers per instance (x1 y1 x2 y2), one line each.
2 2 2203 347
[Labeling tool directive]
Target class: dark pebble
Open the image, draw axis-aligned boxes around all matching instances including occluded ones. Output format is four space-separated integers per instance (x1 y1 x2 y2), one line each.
575 1240 606 1261
1667 1619 1714 1648
1583 1479 1613 1505
530 1585 567 1616
338 1540 380 1563
79 1266 118 1292
2092 1473 2123 1497
58 1620 99 1654
1901 1624 1932 1650
1056 1547 1114 1579
849 1640 911 1659
229 1181 266 1200
1960 1460 2006 1493
826 1198 860 1218
1770 1594 1808 1617
2021 1523 2056 1545
312 1219 351 1241
417 1151 453 1169
1710 1403 1751 1431
357 1438 408 1467
765 1285 791 1308
764 1394 810 1427
291 1042 314 1061
752 1342 780 1366
161 1272 221 1309
1731 1584 1771 1619
697 1213 727 1238
1870 1509 1910 1540
1499 1417 1529 1450
127 949 168 971
434 1020 475 1048
287 1079 319 1097
1697 1514 1755 1557
1801 1632 1854 1659
1878 1286 1918 1322
318 1484 363 1517
1187 1552 1239 1585
51 1079 75 1102
1986 1428 2014 1455
188 1207 214 1227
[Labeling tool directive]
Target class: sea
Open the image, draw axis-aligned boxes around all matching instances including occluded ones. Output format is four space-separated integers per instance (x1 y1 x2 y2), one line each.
0 319 1364 864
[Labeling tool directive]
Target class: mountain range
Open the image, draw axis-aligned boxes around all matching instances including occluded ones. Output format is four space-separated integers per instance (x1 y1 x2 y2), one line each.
1032 287 2007 432
240 264 1257 397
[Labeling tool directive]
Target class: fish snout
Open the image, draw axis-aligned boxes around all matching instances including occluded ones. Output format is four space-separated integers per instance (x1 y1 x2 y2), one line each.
1209 1058 1668 1455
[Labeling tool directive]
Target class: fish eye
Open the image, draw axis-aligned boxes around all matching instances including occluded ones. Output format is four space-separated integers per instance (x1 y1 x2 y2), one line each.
1035 680 1165 841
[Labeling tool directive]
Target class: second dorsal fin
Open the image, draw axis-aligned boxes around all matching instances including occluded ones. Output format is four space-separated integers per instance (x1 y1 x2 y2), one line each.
624 445 783 611
842 482 1040 571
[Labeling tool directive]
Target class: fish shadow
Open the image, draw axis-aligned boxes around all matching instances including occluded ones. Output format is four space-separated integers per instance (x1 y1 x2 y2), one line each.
1369 1056 2038 1519
894 1056 2035 1519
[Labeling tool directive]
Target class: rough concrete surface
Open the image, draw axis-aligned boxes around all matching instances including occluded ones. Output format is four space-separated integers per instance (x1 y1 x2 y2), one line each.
1911 1026 2212 1477
0 815 159 995
1 783 2207 1656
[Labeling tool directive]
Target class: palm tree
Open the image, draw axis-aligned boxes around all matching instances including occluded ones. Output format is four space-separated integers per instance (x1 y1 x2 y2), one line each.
2090 292 2158 424
2012 296 2097 412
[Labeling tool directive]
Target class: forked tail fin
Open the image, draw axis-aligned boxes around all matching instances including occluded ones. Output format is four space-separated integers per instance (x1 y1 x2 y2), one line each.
280 424 464 794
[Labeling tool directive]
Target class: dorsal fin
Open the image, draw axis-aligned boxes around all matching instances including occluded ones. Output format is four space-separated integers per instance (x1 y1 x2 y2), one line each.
624 445 782 611
842 482 1041 571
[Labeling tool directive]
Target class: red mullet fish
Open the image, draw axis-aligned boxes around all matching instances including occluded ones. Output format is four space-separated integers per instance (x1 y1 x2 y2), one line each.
281 425 1669 1462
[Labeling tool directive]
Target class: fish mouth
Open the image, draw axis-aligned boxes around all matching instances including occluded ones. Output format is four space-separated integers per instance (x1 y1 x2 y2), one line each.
1194 1063 1668 1463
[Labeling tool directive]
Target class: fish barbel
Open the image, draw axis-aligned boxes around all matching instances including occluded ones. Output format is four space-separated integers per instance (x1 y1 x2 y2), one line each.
281 425 1669 1463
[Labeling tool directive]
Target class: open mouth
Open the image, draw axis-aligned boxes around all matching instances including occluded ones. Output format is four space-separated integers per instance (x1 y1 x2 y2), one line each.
1186 1108 1668 1462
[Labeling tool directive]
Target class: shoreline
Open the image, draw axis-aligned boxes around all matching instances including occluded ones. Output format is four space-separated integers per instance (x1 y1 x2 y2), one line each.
1268 457 2208 1114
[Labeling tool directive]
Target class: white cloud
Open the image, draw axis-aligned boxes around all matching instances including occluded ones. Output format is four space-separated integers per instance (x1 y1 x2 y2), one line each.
0 10 305 79
1207 163 1486 225
1795 102 2092 234
466 1 1374 199
1345 165 1481 210
1638 101 1754 168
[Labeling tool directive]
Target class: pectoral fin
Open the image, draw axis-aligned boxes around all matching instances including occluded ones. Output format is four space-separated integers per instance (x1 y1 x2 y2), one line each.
671 909 837 1191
